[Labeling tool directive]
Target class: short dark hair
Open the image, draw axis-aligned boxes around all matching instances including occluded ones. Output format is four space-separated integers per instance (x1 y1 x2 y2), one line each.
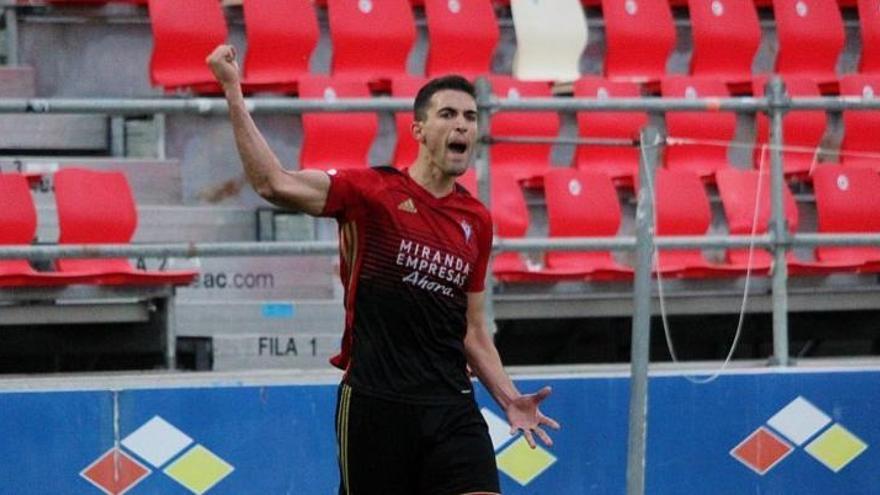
413 75 476 122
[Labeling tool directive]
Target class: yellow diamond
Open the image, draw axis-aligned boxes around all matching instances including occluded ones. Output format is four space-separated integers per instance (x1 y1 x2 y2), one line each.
163 444 234 494
495 437 557 486
805 424 868 473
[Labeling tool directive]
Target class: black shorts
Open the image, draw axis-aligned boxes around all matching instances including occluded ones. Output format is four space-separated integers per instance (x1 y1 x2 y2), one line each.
335 383 500 495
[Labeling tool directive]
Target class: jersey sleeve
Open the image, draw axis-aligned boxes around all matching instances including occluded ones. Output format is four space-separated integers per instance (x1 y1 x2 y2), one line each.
465 210 494 293
319 168 376 221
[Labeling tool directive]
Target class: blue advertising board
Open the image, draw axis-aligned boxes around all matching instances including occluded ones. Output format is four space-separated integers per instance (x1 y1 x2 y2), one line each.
1 368 877 494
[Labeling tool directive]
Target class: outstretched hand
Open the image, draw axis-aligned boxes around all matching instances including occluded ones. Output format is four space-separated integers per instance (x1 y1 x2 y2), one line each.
505 386 561 449
205 44 241 89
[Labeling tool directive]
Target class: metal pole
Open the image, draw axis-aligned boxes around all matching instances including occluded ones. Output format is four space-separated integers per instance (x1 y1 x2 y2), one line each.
766 78 791 367
626 125 660 495
4 7 19 66
474 77 497 333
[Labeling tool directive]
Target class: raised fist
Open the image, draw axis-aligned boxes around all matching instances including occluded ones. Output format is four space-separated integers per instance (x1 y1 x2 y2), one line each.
206 44 241 88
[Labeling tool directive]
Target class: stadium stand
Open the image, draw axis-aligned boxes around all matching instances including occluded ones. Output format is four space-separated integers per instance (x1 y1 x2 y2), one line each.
3 0 880 373
147 0 228 93
298 76 378 172
601 0 676 86
509 0 588 82
687 0 761 89
325 0 416 90
839 75 880 172
487 76 559 185
771 0 845 90
423 0 499 79
661 76 737 179
241 0 319 94
752 76 827 178
572 77 647 187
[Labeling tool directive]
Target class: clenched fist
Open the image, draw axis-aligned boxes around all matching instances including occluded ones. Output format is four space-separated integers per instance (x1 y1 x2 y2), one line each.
206 44 241 88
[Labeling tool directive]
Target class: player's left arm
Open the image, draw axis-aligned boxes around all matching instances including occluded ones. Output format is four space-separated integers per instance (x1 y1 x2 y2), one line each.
463 291 561 448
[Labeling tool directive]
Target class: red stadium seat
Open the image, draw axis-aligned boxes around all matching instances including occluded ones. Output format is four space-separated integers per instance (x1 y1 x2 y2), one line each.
652 169 750 278
812 166 880 272
838 75 880 173
298 77 378 172
601 0 676 85
0 174 98 287
753 77 827 178
147 0 228 93
241 0 319 94
857 0 880 75
488 76 559 185
326 0 416 90
423 0 499 79
543 169 633 280
53 169 197 285
391 76 427 169
771 0 845 89
573 77 647 187
661 77 736 179
715 169 847 275
688 0 760 88
458 170 539 282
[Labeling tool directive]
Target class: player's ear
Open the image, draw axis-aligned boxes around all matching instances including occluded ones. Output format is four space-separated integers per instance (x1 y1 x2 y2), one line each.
411 120 426 143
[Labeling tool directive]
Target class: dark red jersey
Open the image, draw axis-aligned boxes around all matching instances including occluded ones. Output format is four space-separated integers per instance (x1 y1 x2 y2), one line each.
320 166 493 404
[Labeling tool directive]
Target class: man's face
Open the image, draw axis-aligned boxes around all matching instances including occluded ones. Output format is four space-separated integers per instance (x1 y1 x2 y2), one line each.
414 89 478 177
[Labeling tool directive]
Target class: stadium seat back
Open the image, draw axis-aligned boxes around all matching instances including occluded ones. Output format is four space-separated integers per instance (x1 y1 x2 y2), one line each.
299 77 378 171
753 77 826 176
573 77 646 185
688 0 760 83
424 0 499 78
544 169 626 271
857 0 880 74
148 0 228 91
661 77 735 178
601 0 675 83
326 0 416 84
839 75 880 172
391 77 427 169
488 77 559 182
772 0 845 83
716 169 799 266
813 166 880 264
510 0 588 82
242 0 319 91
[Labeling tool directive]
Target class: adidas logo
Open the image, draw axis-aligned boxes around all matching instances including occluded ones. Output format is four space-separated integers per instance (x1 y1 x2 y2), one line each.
398 198 418 213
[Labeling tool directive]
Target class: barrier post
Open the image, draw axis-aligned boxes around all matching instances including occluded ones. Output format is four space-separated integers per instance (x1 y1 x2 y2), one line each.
475 77 498 333
626 125 661 495
766 77 791 367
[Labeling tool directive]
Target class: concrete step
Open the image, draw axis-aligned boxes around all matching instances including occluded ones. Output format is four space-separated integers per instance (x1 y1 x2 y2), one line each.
211 333 340 371
176 299 343 337
0 114 108 151
0 66 36 97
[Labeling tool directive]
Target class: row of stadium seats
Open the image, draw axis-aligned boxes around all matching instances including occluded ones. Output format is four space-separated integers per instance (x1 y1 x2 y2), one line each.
463 166 880 282
296 75 880 184
0 170 197 287
143 0 880 94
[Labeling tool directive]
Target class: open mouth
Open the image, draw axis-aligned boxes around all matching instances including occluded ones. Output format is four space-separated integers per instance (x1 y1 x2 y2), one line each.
447 142 468 154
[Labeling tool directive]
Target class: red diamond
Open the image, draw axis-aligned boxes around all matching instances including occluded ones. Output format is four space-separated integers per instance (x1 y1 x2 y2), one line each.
730 426 793 475
80 448 150 495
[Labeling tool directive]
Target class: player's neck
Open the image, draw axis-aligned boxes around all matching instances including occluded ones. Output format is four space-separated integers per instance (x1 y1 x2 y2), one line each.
408 160 456 198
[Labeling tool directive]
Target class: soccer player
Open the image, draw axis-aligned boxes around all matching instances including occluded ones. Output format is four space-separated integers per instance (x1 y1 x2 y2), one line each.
207 44 560 495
